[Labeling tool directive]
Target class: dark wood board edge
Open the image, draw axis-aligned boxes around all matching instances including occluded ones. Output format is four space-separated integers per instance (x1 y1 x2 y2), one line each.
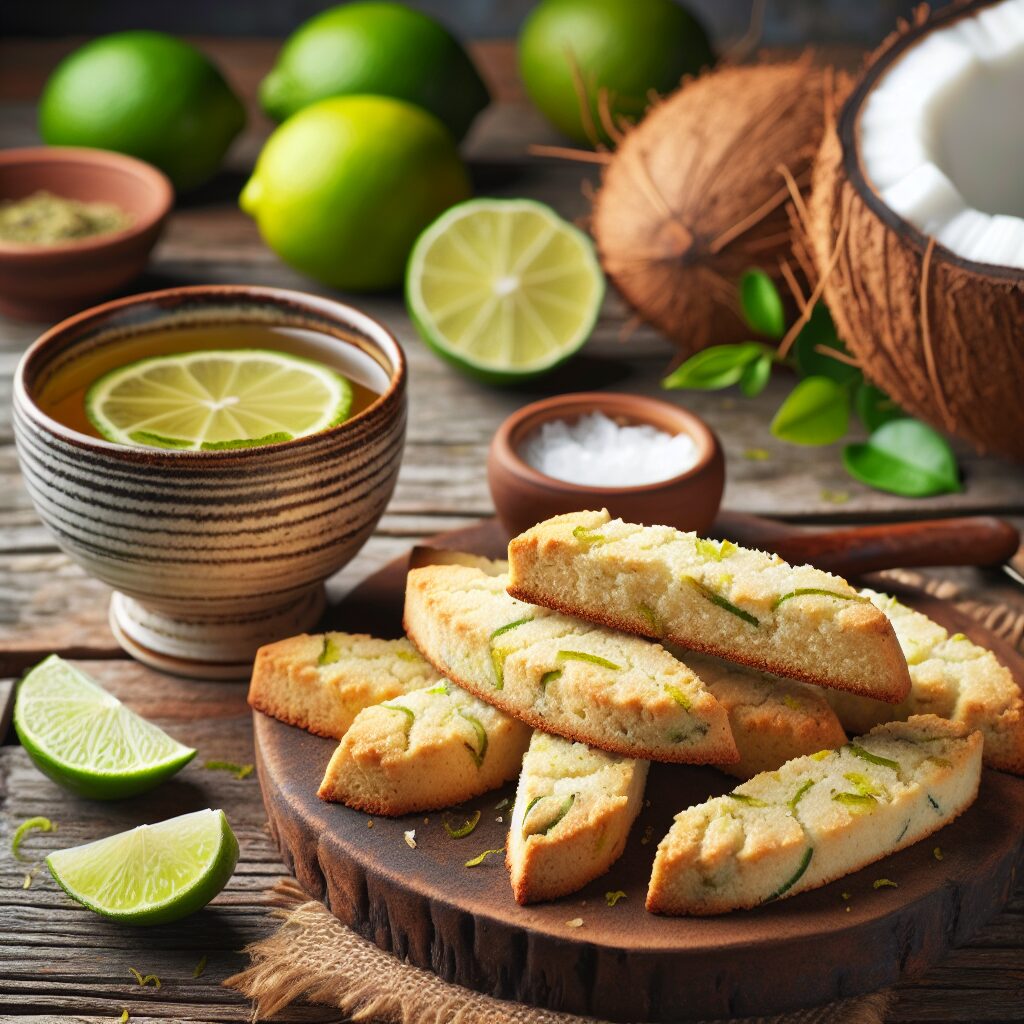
255 519 1024 1021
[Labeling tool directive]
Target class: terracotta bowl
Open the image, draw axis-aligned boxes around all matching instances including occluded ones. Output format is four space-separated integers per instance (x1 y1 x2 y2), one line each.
13 285 407 679
488 392 724 538
0 147 173 322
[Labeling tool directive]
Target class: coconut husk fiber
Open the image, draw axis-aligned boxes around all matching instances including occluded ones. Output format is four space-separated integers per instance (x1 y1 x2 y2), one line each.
224 878 891 1024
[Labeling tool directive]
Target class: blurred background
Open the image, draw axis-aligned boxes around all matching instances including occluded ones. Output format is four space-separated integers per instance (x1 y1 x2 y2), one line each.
1 1 935 45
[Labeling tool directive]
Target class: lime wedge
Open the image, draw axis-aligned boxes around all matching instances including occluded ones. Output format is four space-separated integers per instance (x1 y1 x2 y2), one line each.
85 348 353 450
47 808 239 924
406 198 605 383
14 655 196 799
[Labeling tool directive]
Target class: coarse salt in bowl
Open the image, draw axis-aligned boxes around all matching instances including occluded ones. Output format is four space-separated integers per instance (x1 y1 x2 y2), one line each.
487 392 725 538
519 411 700 487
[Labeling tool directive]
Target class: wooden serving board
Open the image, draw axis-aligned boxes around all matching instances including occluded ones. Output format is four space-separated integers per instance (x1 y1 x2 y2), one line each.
254 520 1024 1021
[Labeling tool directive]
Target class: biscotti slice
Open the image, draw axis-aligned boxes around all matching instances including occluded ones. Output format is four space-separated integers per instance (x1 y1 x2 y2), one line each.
823 590 1024 774
507 510 911 703
679 652 848 779
409 546 508 575
249 632 441 739
646 714 982 915
318 680 531 815
507 730 649 903
404 564 737 765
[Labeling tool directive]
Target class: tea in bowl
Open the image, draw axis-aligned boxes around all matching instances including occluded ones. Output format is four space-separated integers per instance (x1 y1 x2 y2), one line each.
13 285 406 678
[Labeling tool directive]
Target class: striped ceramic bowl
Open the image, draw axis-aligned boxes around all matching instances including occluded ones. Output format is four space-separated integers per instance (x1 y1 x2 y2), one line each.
13 285 406 679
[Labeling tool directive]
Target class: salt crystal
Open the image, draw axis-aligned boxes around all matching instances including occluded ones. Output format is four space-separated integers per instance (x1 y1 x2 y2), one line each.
519 411 699 487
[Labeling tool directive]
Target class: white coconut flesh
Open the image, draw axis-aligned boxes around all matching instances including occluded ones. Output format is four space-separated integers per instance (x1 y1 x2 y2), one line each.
859 0 1024 268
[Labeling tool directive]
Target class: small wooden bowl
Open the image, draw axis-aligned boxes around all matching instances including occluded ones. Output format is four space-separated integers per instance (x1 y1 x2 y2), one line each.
0 147 173 322
487 392 724 537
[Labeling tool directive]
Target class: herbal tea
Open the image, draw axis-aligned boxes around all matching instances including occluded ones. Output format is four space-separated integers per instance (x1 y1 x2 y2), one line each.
35 323 384 450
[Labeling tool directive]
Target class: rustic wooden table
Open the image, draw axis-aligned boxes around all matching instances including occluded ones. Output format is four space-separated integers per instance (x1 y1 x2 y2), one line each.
1 39 1022 1024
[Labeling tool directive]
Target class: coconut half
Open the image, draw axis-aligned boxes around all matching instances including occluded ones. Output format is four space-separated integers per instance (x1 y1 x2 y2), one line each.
810 0 1024 458
593 60 836 357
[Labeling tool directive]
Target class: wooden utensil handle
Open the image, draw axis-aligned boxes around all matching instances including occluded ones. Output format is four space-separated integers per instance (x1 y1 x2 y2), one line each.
713 512 1020 577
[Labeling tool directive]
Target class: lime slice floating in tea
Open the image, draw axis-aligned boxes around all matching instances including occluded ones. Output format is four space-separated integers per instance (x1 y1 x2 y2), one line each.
14 655 196 799
406 198 605 384
47 808 239 924
85 348 354 450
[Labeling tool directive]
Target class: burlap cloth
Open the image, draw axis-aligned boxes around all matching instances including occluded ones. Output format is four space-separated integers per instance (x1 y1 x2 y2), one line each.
224 570 1024 1024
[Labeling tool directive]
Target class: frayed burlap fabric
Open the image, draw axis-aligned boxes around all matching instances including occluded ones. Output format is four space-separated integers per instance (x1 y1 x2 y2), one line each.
225 879 891 1024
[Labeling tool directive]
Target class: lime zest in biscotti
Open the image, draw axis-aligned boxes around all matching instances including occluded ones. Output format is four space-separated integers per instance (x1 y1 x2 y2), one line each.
506 510 911 703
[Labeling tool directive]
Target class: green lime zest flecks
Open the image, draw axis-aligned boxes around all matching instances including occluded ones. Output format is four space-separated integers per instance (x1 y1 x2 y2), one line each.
318 635 341 666
636 603 662 634
873 878 898 889
727 793 770 808
848 744 901 773
772 588 868 611
193 954 207 979
489 618 532 689
395 649 423 663
810 749 834 761
694 538 737 562
204 760 254 780
556 650 621 670
523 793 576 838
788 780 814 813
425 681 451 695
933 846 943 861
119 1009 129 1023
833 791 877 813
605 890 627 907
465 848 504 868
540 669 562 690
444 809 482 839
782 694 802 711
766 846 813 902
843 772 885 798
573 525 606 550
382 703 415 747
664 683 692 710
681 575 759 626
128 968 161 988
458 710 488 767
12 817 56 861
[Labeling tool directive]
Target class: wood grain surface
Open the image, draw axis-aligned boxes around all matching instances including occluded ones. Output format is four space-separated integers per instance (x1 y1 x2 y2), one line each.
254 521 1024 1021
1 37 1023 1024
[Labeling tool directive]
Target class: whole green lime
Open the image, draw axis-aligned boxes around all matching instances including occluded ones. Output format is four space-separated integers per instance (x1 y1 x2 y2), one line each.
518 0 714 146
240 95 471 292
39 31 245 191
260 2 489 142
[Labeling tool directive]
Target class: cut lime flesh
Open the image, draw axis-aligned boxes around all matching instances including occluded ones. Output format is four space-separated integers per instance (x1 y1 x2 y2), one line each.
406 198 604 383
14 655 195 799
47 808 239 924
85 348 353 450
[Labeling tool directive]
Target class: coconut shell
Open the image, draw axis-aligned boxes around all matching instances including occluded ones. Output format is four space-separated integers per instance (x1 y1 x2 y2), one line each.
592 60 834 356
809 1 1024 459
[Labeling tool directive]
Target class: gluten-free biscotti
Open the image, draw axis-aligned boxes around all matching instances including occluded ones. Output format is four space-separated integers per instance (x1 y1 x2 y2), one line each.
403 564 738 765
318 679 531 815
249 632 441 739
507 511 911 703
824 590 1024 774
646 714 982 915
679 652 848 779
507 730 648 904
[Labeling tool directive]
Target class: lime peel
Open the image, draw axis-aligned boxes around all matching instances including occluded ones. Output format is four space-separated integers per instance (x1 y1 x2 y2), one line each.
128 968 161 989
465 848 504 868
203 760 254 780
12 816 56 861
443 810 481 839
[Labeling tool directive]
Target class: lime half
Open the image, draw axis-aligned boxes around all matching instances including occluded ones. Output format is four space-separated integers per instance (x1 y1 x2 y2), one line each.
14 655 196 799
47 808 239 924
85 348 354 450
406 198 605 383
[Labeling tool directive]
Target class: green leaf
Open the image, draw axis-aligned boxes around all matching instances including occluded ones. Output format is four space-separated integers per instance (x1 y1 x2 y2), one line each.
662 343 765 391
854 382 903 432
843 420 961 497
792 305 861 385
771 377 850 446
739 352 773 396
740 269 785 338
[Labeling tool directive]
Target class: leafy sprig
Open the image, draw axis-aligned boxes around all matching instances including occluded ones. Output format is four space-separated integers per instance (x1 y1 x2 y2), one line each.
662 270 961 498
